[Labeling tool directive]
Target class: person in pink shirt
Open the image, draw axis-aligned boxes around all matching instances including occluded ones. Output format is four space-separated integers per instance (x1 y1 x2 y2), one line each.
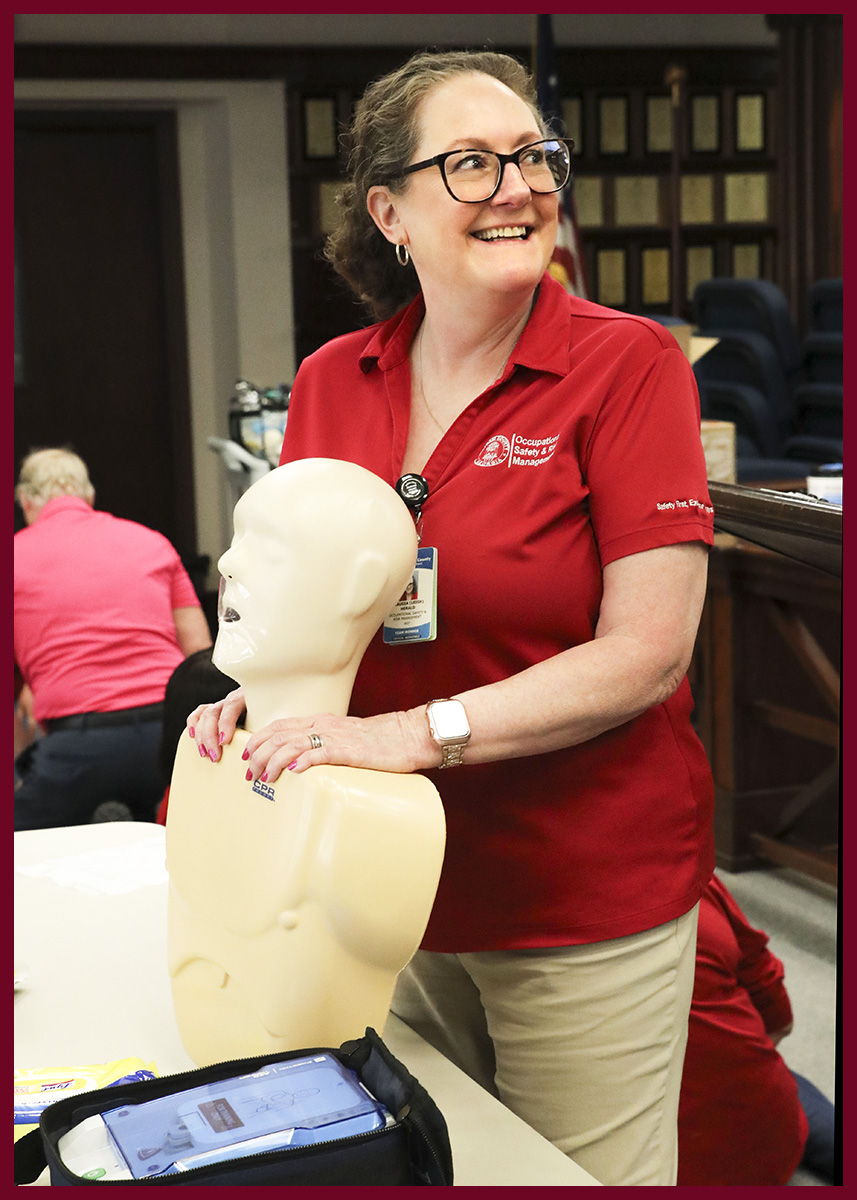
14 447 211 830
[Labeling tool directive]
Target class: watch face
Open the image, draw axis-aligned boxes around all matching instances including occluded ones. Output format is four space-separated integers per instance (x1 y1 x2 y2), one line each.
431 700 469 740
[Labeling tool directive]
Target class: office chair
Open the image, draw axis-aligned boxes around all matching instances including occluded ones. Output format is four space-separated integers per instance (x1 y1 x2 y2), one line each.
693 278 804 384
802 334 843 384
694 337 842 468
807 279 842 334
697 379 815 483
792 383 843 442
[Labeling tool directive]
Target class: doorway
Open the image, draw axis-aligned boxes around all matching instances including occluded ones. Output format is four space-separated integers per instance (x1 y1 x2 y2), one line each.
14 109 195 557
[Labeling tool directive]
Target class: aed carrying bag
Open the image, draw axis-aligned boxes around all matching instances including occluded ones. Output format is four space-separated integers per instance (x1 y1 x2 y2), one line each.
13 1027 453 1186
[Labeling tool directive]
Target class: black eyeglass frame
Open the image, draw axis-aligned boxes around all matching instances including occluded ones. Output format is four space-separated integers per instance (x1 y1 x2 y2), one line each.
398 137 575 203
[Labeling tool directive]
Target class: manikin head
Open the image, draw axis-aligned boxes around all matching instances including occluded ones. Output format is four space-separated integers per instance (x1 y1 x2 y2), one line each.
213 458 418 694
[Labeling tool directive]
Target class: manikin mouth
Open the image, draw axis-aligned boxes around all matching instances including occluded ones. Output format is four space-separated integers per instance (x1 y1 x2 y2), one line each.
217 575 243 624
472 225 532 241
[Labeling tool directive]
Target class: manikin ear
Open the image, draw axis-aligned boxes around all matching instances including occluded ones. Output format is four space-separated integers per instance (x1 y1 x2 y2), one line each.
339 549 389 621
366 185 406 247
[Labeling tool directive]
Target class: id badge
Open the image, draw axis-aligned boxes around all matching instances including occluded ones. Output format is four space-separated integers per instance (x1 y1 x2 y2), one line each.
383 546 438 644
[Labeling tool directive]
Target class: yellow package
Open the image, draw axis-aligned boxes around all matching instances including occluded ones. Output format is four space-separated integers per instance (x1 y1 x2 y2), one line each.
14 1058 157 1141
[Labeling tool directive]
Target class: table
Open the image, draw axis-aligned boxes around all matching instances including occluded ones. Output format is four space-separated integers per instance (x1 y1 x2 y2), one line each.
707 479 842 578
14 822 600 1187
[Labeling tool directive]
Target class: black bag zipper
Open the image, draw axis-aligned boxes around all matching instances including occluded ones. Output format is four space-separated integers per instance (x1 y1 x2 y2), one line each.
396 1103 450 1185
45 1043 419 1186
58 1119 403 1185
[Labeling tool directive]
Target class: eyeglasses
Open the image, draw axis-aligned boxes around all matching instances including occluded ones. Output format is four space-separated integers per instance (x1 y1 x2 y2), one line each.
399 138 573 203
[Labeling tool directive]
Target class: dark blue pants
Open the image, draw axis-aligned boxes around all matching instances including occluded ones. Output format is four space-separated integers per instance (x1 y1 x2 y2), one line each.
795 1071 837 1183
14 719 163 831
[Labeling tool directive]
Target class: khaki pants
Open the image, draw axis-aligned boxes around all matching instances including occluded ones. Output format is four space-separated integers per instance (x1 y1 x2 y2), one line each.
392 904 699 1186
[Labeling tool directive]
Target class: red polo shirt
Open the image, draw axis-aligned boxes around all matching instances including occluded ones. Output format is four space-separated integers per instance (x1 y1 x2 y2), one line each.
281 273 715 950
14 496 200 724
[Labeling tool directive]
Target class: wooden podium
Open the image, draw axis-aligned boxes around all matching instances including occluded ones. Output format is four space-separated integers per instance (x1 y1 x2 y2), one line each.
690 482 841 887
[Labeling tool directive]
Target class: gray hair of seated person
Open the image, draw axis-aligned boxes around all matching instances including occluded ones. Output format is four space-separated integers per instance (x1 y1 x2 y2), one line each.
16 447 95 507
324 48 547 322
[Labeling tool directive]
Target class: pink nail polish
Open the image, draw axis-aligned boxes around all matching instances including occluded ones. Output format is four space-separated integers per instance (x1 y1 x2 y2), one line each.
245 768 253 781
199 744 207 758
241 749 250 761
287 761 298 772
261 773 268 782
209 750 217 762
219 732 226 745
189 727 195 739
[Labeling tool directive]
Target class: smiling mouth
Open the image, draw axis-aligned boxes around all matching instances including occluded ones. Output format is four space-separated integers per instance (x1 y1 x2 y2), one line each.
473 225 532 241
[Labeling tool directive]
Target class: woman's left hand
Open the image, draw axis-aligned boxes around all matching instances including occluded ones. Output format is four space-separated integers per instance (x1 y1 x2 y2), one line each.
240 708 434 783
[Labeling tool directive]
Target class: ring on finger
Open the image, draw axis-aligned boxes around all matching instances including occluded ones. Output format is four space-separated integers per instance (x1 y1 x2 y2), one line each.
308 733 324 751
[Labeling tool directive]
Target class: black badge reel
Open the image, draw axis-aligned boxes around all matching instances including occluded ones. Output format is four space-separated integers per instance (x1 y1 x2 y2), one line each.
395 474 429 525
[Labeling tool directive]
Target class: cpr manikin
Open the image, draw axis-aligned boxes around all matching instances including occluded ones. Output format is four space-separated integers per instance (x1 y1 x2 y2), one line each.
165 459 446 1067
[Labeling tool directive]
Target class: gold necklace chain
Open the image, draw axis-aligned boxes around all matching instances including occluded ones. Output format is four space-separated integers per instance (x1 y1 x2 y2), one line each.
416 323 518 436
414 293 535 433
416 326 447 434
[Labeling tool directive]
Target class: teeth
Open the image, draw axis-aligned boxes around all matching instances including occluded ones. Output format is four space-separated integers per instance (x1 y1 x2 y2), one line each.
474 226 528 241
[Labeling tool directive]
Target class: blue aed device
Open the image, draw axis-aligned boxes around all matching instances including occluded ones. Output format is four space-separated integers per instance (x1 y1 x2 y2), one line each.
100 1054 389 1177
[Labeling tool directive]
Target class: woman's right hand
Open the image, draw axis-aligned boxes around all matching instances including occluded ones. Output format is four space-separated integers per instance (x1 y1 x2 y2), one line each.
186 687 247 763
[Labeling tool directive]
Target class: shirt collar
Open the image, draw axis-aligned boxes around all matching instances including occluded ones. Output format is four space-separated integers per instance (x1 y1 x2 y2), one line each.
35 495 93 522
358 272 574 378
509 272 575 377
359 293 424 374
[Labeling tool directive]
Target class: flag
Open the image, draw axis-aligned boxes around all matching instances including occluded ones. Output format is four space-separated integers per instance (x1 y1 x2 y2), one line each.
534 15 588 298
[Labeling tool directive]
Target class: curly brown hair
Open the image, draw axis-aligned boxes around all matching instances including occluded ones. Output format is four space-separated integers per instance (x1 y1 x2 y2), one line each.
324 48 547 321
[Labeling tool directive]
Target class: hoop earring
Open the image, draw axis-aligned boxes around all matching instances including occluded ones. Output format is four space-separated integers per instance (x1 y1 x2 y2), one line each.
396 243 410 267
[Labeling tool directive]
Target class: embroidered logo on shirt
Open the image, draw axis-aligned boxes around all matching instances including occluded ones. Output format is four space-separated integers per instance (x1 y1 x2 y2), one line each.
656 498 714 515
475 435 511 466
475 434 560 468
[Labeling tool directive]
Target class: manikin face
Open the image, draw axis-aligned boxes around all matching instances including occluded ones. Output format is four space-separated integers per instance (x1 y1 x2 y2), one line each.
214 495 301 674
212 461 418 684
379 72 559 307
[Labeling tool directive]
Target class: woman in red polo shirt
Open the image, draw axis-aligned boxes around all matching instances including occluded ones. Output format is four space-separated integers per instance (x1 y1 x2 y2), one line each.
191 49 715 1185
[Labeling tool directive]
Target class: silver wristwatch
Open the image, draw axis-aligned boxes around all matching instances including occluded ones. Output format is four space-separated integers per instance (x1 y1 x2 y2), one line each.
425 698 471 768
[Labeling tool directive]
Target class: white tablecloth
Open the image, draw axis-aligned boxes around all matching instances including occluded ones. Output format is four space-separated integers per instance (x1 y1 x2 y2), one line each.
15 822 599 1186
